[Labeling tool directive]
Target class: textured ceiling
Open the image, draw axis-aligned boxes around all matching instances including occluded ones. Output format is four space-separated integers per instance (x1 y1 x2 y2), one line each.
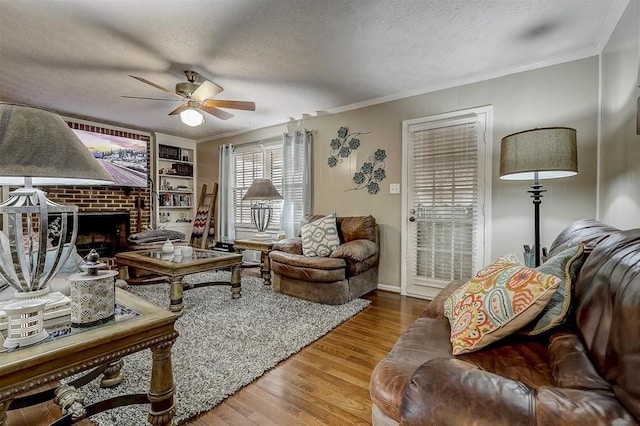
0 0 627 141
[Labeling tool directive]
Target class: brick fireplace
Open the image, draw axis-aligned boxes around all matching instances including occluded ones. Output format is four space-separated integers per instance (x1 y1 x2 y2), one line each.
45 186 151 255
50 211 131 257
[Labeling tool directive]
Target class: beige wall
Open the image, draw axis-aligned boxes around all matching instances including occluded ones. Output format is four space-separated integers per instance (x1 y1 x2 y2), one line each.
198 57 599 290
600 0 640 227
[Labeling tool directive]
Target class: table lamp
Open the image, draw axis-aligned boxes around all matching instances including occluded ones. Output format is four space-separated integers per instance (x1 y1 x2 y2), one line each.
500 127 577 267
242 178 282 236
0 103 113 299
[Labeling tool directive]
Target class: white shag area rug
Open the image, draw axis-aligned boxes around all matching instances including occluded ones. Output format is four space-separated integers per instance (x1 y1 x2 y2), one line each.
74 271 370 425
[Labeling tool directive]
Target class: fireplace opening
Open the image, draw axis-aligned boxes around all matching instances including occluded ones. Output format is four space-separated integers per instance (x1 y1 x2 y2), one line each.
65 212 131 258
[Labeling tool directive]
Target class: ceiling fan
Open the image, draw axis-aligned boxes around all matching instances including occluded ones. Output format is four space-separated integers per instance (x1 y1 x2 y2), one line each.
123 70 255 125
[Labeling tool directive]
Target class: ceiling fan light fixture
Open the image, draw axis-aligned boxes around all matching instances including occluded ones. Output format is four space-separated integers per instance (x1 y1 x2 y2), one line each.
180 108 204 127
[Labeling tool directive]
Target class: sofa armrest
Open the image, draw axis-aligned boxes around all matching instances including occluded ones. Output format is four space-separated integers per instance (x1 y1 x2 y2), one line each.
272 238 303 255
269 250 345 270
329 239 377 262
401 358 638 426
421 279 466 319
401 358 534 426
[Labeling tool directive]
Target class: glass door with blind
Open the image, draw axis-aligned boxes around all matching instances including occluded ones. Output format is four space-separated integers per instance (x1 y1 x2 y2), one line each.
401 106 492 299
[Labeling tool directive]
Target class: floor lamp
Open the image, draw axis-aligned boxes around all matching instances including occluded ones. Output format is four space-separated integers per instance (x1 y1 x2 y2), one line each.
499 127 578 267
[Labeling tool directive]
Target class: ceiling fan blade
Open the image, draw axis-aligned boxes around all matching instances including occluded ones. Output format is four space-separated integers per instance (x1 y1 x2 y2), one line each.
199 105 234 120
191 80 224 102
168 104 190 116
202 100 256 111
129 75 183 98
121 95 183 101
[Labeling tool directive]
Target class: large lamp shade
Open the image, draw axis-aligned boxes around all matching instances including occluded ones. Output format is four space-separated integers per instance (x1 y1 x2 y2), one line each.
500 127 577 181
0 103 113 186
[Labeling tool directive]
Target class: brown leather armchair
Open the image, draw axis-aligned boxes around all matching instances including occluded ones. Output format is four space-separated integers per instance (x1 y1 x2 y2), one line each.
370 220 640 425
268 214 379 304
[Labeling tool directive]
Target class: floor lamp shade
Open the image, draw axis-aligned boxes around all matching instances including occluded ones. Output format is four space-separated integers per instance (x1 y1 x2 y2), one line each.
500 127 578 180
499 127 578 267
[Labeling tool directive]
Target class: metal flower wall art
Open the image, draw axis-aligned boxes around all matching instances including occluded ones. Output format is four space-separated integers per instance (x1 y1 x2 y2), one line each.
349 149 387 194
327 126 387 194
327 126 371 167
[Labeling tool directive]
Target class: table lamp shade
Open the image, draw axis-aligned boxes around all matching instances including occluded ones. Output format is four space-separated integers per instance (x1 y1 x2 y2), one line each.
0 103 113 185
500 127 577 180
242 179 282 200
0 103 113 296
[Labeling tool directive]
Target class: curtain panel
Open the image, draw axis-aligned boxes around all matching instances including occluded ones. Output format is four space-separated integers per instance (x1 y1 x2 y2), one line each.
280 130 312 238
217 144 235 241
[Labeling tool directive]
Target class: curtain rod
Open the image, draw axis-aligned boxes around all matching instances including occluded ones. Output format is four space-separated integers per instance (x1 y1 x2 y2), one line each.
284 129 313 137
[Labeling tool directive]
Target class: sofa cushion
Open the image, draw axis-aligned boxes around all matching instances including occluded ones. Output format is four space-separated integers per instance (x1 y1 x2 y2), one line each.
443 257 561 355
548 332 611 390
520 244 584 336
270 251 346 282
370 316 554 423
301 213 340 257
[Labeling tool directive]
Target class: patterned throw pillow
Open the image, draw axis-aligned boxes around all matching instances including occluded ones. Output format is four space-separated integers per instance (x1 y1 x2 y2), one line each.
519 244 584 335
443 257 561 355
301 213 341 257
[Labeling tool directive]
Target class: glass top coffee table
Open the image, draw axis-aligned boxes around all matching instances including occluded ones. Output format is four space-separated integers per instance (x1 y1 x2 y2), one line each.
116 248 243 315
0 288 178 425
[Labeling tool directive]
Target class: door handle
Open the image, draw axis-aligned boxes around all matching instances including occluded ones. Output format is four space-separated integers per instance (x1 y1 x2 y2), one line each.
409 216 416 222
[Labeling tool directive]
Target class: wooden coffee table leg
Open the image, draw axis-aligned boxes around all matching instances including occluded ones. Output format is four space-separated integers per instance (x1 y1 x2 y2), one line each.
169 277 184 315
147 340 176 426
100 359 124 388
0 400 10 426
261 251 272 285
230 264 242 298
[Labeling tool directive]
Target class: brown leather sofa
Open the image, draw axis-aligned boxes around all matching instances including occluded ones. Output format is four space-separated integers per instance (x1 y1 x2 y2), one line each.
268 214 379 304
370 219 640 425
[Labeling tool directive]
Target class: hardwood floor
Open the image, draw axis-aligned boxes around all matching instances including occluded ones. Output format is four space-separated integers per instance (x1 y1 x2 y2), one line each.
6 289 427 426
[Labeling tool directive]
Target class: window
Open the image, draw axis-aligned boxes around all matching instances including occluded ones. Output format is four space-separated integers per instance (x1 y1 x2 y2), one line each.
232 139 283 233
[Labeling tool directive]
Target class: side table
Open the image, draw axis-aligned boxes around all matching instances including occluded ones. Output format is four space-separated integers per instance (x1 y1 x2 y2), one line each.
233 239 276 286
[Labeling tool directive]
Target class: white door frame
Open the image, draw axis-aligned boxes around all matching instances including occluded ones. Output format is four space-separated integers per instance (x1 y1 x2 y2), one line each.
401 105 493 298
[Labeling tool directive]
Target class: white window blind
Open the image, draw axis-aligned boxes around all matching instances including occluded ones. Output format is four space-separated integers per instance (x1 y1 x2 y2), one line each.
233 140 283 232
409 116 479 282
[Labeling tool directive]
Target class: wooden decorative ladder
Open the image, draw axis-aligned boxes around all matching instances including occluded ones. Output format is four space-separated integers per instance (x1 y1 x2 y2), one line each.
190 183 218 249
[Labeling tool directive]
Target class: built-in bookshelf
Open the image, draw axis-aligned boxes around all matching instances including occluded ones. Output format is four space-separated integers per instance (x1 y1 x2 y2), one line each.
155 137 196 236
